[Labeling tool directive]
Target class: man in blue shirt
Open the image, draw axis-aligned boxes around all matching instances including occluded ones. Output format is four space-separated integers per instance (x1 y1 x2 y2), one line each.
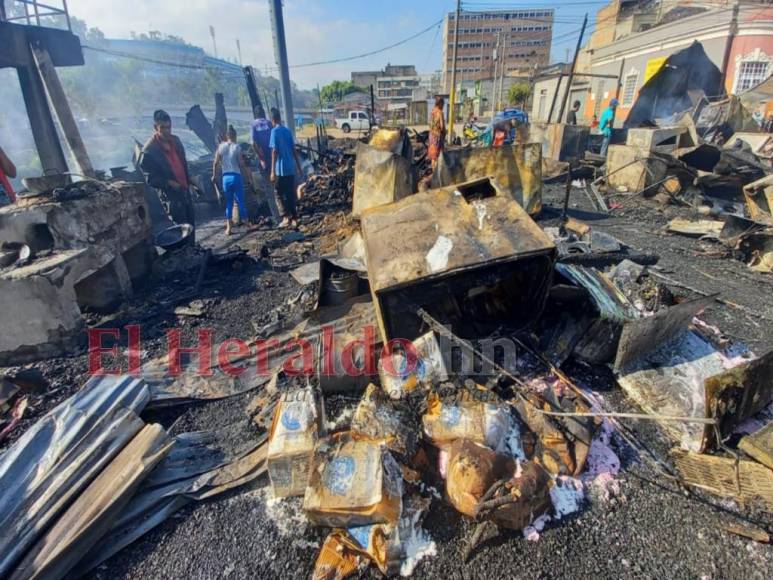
269 107 303 228
599 98 618 157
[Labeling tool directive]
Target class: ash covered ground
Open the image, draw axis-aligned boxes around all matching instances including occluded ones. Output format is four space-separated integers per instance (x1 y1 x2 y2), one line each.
2 154 772 579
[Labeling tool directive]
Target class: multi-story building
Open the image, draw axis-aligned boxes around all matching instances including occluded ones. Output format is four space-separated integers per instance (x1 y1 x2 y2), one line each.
441 8 554 92
376 75 421 101
351 70 382 90
351 64 419 92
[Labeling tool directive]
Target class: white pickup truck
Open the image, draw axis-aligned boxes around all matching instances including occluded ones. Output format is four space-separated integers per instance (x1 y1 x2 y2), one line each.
335 111 371 133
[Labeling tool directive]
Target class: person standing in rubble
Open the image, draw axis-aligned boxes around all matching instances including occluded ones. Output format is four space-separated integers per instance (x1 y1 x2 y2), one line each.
213 125 250 235
599 98 618 157
140 110 196 236
251 105 281 224
0 146 17 207
428 96 446 170
567 100 581 126
269 107 303 229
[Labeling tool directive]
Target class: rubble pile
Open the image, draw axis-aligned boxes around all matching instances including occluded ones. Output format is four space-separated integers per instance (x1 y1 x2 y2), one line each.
300 150 355 209
1 108 772 579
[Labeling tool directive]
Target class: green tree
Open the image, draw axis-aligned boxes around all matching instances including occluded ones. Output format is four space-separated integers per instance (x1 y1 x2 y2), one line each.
508 83 531 107
319 80 360 105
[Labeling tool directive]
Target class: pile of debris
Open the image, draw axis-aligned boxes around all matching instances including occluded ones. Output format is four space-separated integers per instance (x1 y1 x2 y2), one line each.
590 43 773 274
2 123 771 579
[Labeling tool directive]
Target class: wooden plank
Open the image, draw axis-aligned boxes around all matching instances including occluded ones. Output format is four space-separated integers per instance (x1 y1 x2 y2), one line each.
31 45 95 177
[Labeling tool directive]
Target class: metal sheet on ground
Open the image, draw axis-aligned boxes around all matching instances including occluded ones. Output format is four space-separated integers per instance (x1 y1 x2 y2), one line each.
614 295 715 372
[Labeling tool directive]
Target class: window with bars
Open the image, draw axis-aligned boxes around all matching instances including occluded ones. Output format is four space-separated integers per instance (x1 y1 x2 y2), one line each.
736 61 770 92
621 73 638 106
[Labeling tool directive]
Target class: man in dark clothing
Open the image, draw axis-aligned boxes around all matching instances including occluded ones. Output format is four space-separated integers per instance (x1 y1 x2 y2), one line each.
251 106 272 174
566 100 581 125
140 110 196 234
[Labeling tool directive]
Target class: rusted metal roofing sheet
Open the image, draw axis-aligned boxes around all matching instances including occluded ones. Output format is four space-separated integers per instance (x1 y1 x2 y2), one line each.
0 375 150 578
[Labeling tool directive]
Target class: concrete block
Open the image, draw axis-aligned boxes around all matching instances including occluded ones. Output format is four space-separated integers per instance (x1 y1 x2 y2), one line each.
0 181 155 364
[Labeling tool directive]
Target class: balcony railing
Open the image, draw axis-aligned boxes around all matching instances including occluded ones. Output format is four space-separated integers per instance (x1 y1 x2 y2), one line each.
1 1 72 31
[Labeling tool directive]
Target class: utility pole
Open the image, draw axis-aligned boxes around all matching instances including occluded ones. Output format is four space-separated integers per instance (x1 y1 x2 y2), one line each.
492 30 500 112
236 39 243 66
447 0 461 145
370 84 376 128
498 32 508 109
268 0 295 136
209 26 218 58
557 13 587 125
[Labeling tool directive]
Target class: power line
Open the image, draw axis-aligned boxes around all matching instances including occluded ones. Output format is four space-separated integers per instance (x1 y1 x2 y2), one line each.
264 18 444 71
82 44 244 75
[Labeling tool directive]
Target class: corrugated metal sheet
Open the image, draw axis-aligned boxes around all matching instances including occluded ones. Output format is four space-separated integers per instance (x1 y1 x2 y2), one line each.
0 375 150 577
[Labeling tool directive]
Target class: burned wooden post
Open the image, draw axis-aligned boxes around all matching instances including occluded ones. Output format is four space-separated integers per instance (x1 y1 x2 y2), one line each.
557 14 588 125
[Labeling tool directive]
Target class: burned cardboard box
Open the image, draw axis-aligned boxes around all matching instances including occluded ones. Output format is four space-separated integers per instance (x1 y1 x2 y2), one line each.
378 331 447 400
313 532 365 580
351 384 420 459
303 432 403 527
344 495 433 576
267 387 325 498
513 389 596 477
422 384 510 452
431 143 542 215
360 177 556 344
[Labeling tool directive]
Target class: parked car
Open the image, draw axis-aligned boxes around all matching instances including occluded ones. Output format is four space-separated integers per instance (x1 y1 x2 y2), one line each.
335 111 371 133
494 107 529 124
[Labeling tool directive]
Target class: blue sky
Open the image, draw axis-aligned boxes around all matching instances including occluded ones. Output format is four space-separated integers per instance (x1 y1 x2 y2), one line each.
66 0 605 88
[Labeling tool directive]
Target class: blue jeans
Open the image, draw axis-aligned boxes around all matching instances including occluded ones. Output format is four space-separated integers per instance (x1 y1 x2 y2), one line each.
600 134 611 157
222 172 247 220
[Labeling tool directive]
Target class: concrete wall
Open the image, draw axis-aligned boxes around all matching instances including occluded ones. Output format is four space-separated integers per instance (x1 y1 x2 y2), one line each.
531 77 562 122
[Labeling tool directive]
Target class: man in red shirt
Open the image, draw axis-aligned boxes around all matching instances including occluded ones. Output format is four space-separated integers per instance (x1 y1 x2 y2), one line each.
0 146 17 207
140 110 196 236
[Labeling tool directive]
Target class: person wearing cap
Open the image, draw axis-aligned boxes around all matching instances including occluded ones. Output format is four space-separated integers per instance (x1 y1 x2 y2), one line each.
599 98 618 157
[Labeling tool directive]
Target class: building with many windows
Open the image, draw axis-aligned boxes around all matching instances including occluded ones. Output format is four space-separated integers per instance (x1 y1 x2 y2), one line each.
441 8 553 92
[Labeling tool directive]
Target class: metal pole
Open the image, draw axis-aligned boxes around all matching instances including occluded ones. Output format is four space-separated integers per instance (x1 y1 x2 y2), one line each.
557 13 588 125
498 32 508 109
547 74 563 123
269 0 295 136
615 58 626 100
236 39 243 66
447 0 461 145
561 163 572 222
62 0 72 31
491 31 500 112
370 84 376 128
